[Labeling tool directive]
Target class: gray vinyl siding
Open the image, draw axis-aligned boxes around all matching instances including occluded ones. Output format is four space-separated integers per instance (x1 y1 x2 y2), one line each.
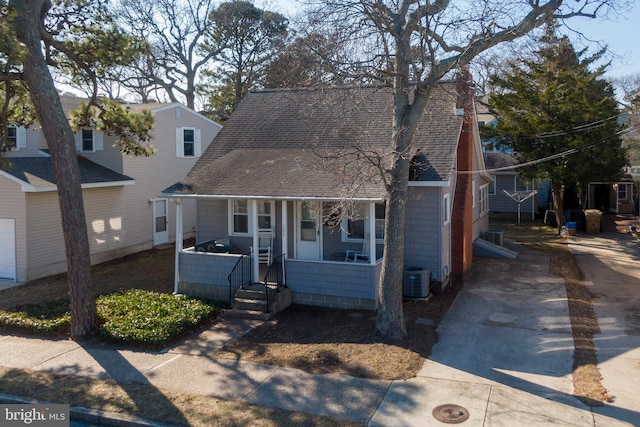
404 186 445 282
286 259 380 309
197 199 228 242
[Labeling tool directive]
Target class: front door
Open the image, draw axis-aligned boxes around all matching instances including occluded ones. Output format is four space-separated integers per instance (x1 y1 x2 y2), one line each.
153 199 169 246
296 201 321 260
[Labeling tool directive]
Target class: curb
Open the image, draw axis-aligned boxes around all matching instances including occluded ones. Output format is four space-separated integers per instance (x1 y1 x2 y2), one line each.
0 392 176 427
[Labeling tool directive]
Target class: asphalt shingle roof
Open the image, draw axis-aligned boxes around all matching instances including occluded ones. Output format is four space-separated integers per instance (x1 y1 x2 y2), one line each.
1 156 134 189
483 152 517 174
165 83 463 199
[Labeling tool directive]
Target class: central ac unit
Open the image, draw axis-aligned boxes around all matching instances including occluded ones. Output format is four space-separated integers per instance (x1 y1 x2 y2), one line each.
485 230 504 246
403 268 430 298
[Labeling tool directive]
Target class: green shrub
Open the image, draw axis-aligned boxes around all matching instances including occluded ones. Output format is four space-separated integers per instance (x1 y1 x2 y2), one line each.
0 289 219 347
96 289 219 346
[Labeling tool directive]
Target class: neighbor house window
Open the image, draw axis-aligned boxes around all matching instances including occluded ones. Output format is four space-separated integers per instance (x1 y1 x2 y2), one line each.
82 129 94 151
228 200 275 236
176 127 201 158
617 185 627 201
75 128 103 153
489 179 496 195
342 202 385 242
3 125 26 151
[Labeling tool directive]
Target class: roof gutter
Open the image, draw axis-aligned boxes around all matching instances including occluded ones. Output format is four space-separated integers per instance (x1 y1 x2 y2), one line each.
159 192 386 202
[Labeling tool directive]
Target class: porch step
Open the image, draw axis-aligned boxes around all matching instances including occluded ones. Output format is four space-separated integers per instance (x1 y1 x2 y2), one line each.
224 308 275 321
225 285 292 321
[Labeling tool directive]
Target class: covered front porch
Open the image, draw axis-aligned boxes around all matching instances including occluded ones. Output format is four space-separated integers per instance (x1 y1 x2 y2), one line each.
171 197 384 310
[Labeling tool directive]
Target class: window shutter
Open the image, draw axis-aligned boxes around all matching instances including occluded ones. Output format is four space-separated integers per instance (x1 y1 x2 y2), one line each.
176 128 184 158
176 128 184 157
94 130 103 151
16 126 27 149
74 130 82 151
194 128 202 157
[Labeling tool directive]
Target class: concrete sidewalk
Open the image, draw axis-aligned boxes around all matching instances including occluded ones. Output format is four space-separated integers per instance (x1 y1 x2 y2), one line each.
0 239 638 426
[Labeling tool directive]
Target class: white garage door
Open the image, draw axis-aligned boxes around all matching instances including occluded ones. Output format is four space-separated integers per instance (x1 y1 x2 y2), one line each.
0 219 16 280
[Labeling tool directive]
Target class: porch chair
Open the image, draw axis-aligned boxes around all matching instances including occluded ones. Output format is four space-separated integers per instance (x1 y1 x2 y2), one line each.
345 234 371 262
258 229 274 265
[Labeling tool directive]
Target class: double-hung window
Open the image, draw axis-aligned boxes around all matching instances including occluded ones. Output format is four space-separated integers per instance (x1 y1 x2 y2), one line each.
443 193 451 224
479 184 489 215
3 125 26 151
228 200 274 236
75 128 103 153
176 127 201 158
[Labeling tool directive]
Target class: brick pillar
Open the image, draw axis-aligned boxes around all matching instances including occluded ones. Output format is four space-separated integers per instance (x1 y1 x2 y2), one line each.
451 67 474 283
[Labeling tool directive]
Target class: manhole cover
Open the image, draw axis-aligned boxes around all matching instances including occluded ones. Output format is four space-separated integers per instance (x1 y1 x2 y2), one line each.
432 404 470 424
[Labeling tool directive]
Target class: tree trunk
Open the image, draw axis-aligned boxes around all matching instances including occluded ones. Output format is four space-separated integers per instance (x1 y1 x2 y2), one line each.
13 0 98 340
375 147 409 340
551 180 565 232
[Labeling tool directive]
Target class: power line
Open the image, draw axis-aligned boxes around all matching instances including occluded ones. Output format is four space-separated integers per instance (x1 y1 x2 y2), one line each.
461 125 635 175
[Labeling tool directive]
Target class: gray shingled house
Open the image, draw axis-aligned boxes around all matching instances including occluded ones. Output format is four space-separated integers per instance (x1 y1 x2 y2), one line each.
162 77 491 312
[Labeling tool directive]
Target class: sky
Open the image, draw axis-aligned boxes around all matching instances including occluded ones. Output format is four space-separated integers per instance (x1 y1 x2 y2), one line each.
271 0 639 81
563 2 640 80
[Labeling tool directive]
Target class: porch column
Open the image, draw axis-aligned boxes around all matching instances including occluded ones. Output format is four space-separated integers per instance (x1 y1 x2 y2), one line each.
281 201 288 257
281 200 287 285
252 199 259 283
368 202 376 265
173 199 183 295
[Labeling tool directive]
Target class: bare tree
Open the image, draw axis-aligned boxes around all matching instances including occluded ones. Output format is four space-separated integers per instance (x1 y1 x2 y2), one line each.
303 0 631 340
113 0 224 109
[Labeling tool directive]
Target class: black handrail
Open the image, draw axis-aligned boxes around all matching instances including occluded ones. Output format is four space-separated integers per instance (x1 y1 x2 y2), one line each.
263 253 286 313
228 251 252 304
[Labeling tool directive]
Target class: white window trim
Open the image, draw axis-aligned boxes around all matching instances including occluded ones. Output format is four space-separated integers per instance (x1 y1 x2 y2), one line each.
341 202 385 243
176 127 202 158
472 179 476 208
227 200 274 237
74 128 103 153
443 193 451 225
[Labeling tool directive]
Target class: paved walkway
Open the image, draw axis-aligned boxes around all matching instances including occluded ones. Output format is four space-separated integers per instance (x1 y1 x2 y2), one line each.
1 233 639 426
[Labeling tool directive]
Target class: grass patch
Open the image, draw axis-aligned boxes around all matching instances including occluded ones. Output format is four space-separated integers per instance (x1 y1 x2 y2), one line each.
0 289 219 348
0 367 358 427
0 299 70 335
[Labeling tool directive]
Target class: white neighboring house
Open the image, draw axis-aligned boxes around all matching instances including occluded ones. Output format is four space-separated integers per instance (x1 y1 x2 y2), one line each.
0 96 222 283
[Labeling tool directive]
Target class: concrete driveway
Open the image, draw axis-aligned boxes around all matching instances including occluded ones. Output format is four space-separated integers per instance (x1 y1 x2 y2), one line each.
568 230 640 425
373 231 640 426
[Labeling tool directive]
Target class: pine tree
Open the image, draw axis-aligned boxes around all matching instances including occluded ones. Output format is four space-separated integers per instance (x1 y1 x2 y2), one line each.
486 28 628 229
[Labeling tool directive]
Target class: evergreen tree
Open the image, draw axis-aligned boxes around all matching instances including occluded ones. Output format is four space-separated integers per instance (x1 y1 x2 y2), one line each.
485 28 628 229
